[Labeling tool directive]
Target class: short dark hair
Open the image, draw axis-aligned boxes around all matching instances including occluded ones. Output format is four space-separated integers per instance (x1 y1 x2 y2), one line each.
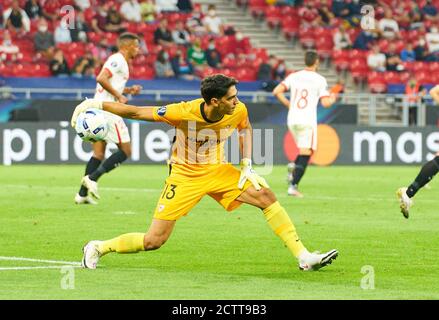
305 51 319 67
118 32 140 46
201 74 238 103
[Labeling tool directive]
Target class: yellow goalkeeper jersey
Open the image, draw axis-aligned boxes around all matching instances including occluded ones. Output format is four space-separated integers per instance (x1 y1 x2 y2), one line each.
152 98 248 167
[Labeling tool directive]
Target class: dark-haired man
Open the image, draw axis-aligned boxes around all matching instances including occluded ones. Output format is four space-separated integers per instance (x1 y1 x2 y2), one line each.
71 74 338 271
273 51 336 198
75 32 142 205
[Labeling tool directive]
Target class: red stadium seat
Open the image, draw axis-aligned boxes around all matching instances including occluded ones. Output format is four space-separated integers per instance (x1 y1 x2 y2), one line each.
350 58 369 84
298 28 316 48
412 61 428 73
332 50 350 72
383 71 400 84
236 68 257 81
248 0 267 18
264 6 283 29
367 72 387 93
281 16 300 40
315 36 333 59
222 56 238 68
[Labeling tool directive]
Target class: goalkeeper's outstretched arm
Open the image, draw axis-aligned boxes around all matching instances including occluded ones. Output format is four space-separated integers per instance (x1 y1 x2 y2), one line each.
71 99 157 128
102 101 155 121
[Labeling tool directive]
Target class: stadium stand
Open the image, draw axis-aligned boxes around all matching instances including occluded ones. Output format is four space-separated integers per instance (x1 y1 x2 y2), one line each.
0 0 287 81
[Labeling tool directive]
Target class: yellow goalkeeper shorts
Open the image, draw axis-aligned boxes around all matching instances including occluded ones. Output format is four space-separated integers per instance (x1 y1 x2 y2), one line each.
153 163 253 221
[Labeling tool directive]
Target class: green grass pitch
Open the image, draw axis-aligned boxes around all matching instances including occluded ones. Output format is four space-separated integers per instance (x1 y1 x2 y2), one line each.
1 164 439 300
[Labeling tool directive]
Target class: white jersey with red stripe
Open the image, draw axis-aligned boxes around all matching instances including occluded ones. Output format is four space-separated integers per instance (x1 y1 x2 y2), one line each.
94 52 129 102
281 69 330 127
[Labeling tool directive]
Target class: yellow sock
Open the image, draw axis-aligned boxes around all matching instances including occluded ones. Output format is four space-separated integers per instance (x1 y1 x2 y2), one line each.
263 201 306 258
98 233 145 255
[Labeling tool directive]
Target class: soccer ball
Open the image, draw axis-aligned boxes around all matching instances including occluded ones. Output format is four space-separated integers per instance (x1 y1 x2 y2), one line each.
75 109 108 142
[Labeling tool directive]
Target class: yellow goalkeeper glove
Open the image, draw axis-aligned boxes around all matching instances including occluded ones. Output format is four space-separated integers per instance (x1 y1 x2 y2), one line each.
71 99 103 128
238 158 269 190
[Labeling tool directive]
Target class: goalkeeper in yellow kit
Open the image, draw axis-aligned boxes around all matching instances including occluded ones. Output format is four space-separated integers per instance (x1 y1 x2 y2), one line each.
71 74 338 271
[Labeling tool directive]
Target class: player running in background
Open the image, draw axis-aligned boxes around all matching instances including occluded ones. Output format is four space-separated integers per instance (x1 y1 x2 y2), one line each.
397 84 439 218
75 32 142 205
71 74 338 271
272 51 336 198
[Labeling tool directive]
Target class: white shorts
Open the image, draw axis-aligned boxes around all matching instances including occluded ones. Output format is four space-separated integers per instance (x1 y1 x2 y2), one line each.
103 111 130 144
288 124 317 150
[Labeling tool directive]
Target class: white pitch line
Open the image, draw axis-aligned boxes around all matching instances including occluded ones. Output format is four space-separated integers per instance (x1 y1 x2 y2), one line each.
276 194 438 203
0 256 82 266
2 184 159 193
0 266 82 271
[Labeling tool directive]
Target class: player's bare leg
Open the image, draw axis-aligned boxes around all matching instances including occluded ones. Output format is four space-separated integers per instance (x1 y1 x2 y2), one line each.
75 141 106 204
288 148 311 198
83 142 132 199
237 186 338 271
82 219 175 269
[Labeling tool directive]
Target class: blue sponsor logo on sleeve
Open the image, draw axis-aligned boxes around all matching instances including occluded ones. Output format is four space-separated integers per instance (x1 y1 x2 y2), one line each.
157 106 167 116
111 61 118 68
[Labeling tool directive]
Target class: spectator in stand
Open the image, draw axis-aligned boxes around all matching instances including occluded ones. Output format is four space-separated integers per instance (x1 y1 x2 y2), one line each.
177 0 193 13
154 19 173 47
205 38 222 68
171 49 196 80
298 0 321 27
0 30 21 62
172 21 191 46
120 0 141 23
318 0 335 27
140 0 156 23
385 43 405 71
70 10 89 42
202 5 224 36
3 0 31 36
425 26 439 61
408 2 424 30
188 38 208 74
71 54 94 78
330 78 345 101
34 18 55 59
343 0 362 28
155 49 175 79
0 3 3 27
400 43 416 62
414 36 427 61
353 29 378 50
137 33 149 54
333 26 352 50
83 64 96 79
274 60 287 82
332 0 348 18
378 8 399 40
405 75 427 126
88 38 111 66
187 5 206 36
54 19 72 44
367 44 386 72
49 49 70 77
74 0 90 11
155 0 178 13
91 2 110 33
422 0 439 23
106 8 126 33
257 55 278 91
271 0 296 5
25 0 46 21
